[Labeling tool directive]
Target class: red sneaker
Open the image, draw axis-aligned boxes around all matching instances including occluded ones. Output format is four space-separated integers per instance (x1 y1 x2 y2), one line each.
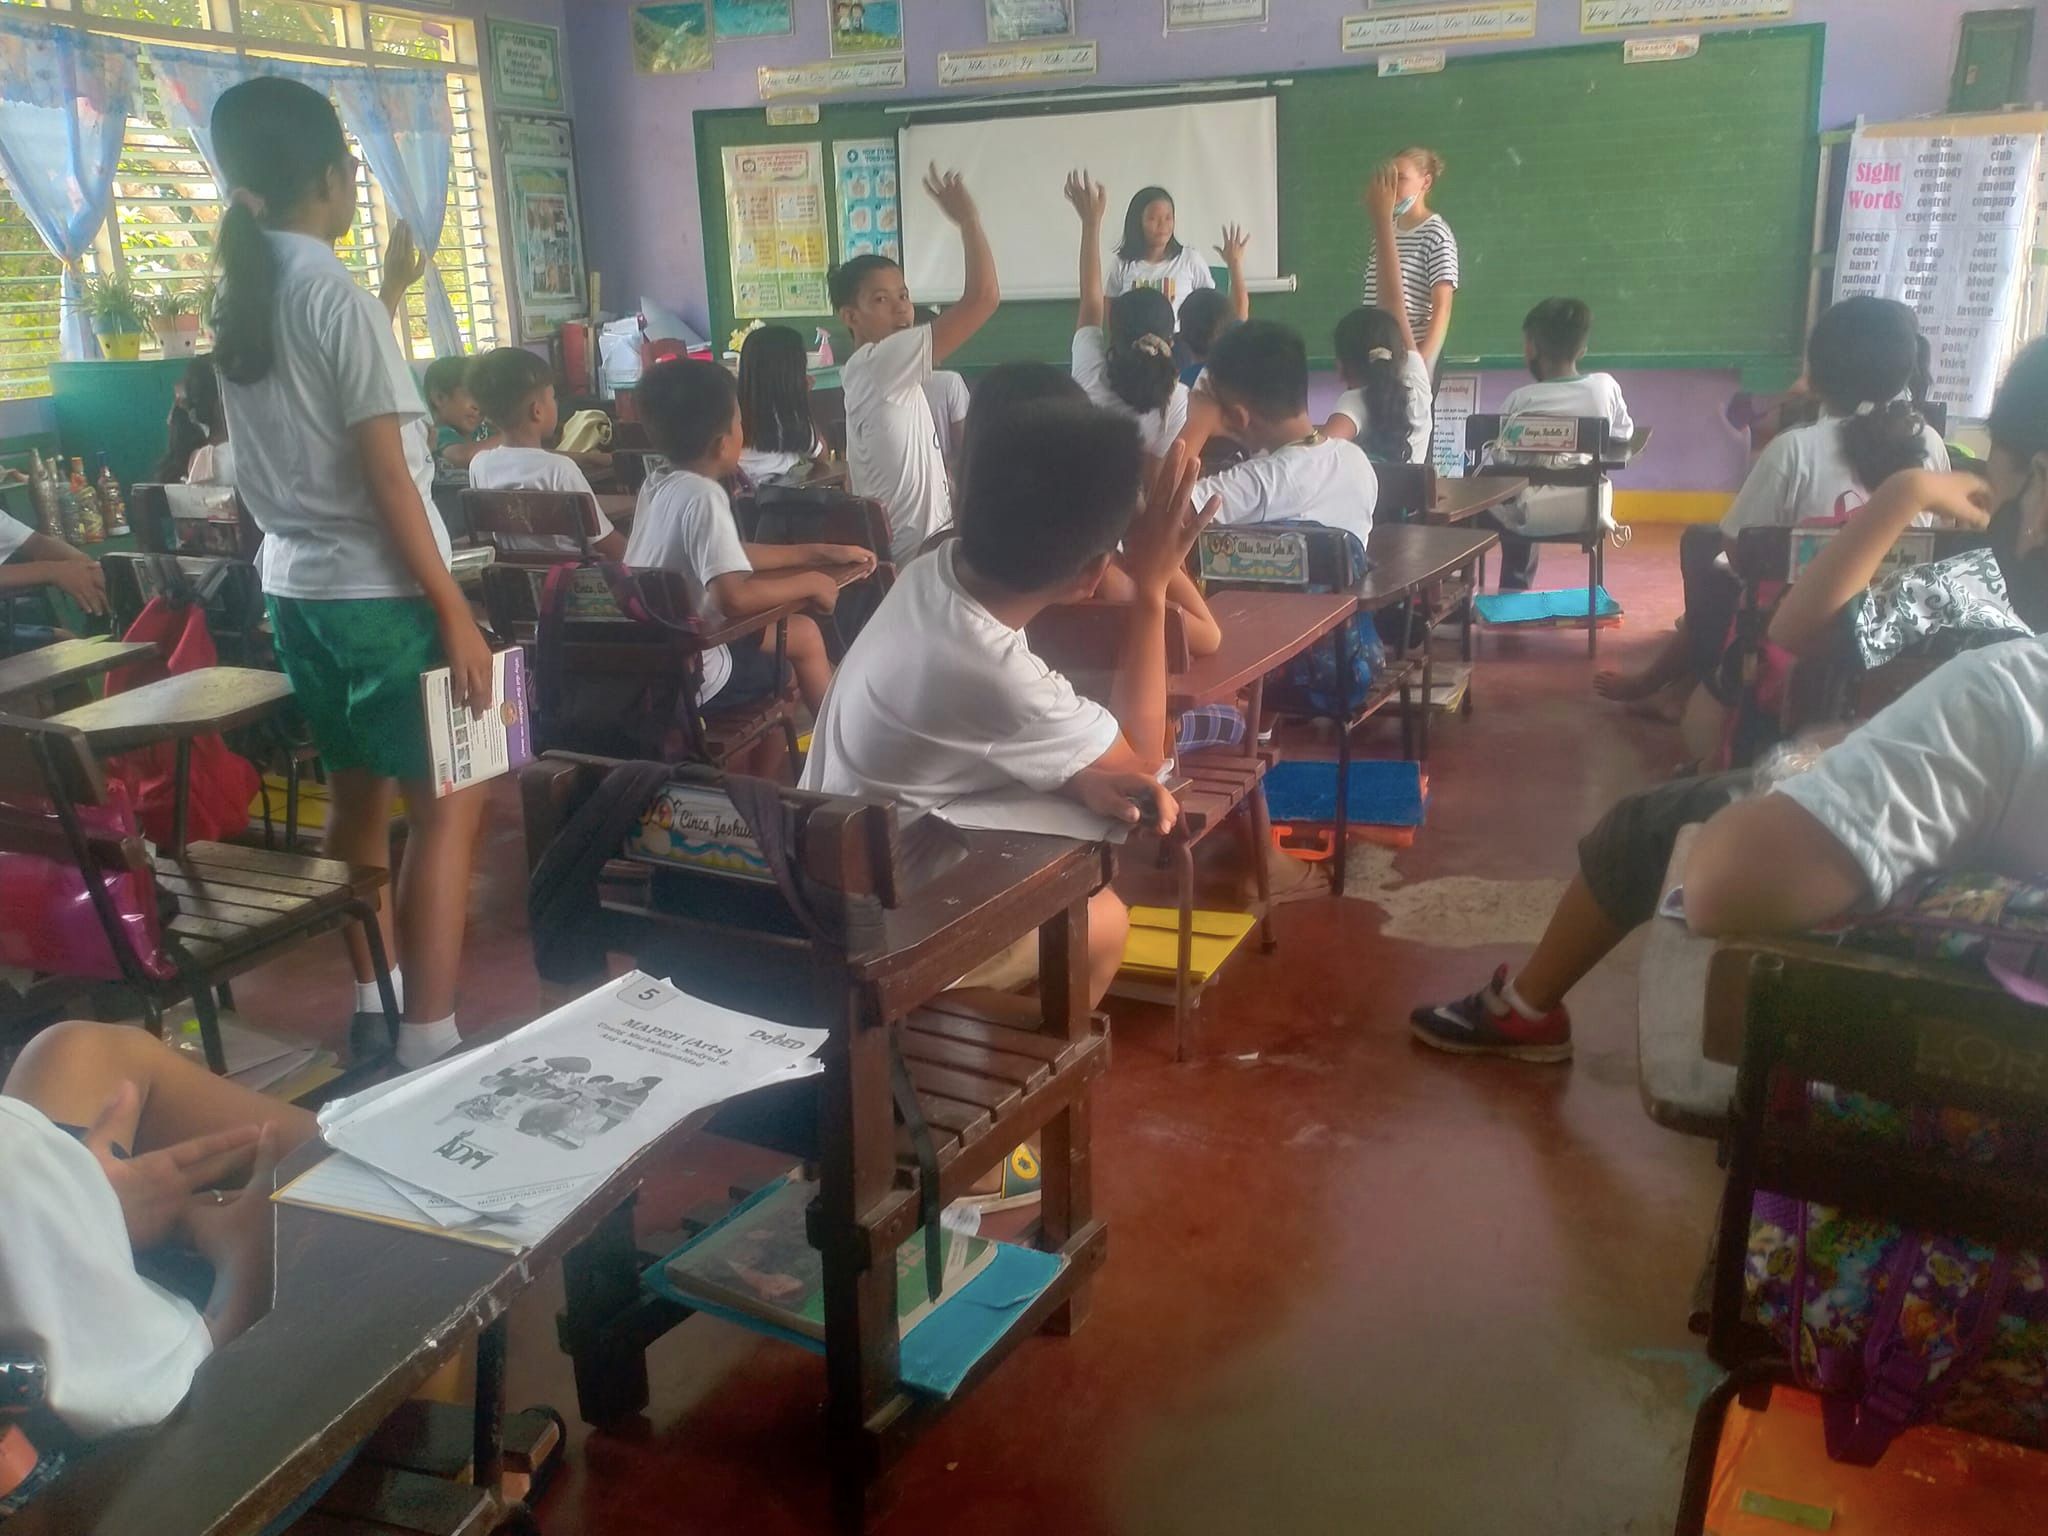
1409 965 1573 1063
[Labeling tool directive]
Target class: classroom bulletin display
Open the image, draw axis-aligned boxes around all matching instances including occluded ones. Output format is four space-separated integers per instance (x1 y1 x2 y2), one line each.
829 0 905 57
987 0 1074 43
1836 120 2045 418
1342 4 1537 51
834 138 901 263
713 0 794 37
633 3 713 72
1580 0 1793 29
1165 0 1269 29
500 115 589 341
723 143 833 318
936 40 1099 88
759 56 907 97
486 19 565 113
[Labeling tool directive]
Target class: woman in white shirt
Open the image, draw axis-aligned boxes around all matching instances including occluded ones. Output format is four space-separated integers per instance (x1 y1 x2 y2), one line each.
210 78 493 1072
1103 183 1247 328
1066 172 1190 463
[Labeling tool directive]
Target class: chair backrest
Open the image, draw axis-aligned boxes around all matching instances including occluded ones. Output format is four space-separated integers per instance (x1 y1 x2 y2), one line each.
99 552 267 667
1197 521 1364 593
461 489 605 565
1024 601 1192 689
1373 462 1439 522
1464 414 1612 485
809 384 848 457
533 566 718 759
611 448 668 494
750 485 894 567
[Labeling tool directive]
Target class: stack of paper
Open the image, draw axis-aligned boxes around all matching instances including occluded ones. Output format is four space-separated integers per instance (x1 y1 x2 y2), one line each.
169 1012 333 1096
275 971 826 1252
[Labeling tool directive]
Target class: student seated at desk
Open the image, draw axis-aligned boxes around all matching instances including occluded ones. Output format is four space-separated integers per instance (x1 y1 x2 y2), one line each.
1322 305 1432 466
1065 172 1191 465
1180 319 1378 548
464 347 626 561
735 324 827 484
1483 298 1636 592
801 402 1218 1006
833 166 999 567
0 1022 308 1509
625 359 872 714
0 508 106 620
157 357 234 487
424 355 499 477
1175 288 1234 390
1410 343 2048 1060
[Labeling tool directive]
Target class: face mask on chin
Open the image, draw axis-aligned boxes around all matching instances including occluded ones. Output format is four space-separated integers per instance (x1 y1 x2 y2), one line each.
1392 195 1417 218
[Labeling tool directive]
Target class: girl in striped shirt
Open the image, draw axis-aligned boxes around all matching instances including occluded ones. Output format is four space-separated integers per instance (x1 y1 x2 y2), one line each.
1361 148 1460 371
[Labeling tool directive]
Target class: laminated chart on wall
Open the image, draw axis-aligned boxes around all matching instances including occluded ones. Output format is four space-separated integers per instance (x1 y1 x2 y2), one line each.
722 142 831 318
833 138 900 263
1836 116 2046 418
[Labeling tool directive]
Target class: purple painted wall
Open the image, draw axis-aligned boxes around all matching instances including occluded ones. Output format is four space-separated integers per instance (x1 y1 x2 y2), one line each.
558 0 2046 494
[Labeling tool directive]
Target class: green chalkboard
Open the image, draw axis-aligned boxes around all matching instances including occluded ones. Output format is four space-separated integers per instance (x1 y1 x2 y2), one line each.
695 25 1823 376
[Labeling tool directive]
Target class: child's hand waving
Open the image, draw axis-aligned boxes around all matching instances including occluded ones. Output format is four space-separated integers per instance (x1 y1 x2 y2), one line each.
1064 170 1107 225
1216 224 1249 266
1121 443 1221 599
1365 163 1401 221
923 165 980 227
379 221 428 310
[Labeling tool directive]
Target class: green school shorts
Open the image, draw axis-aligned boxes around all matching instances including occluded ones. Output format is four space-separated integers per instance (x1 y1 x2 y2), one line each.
266 595 442 782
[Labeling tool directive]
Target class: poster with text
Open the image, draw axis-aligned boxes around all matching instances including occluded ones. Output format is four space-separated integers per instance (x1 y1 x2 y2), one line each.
829 0 904 56
487 19 565 113
834 138 901 264
1836 125 2043 417
500 115 588 340
1431 373 1479 480
1165 0 1268 29
988 0 1074 42
714 0 794 36
633 3 712 72
724 143 832 318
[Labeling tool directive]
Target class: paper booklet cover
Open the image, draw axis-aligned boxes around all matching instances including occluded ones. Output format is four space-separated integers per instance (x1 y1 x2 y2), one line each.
321 972 826 1216
421 646 532 799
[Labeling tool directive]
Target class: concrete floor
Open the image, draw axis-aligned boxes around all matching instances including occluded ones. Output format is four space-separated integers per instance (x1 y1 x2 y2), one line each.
237 525 1727 1535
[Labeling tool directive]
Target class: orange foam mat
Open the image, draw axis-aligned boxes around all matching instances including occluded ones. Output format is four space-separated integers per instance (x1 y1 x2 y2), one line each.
1708 1390 2048 1535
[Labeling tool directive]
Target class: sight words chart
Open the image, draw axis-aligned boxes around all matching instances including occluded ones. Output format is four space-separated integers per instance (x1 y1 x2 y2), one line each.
1836 116 2045 418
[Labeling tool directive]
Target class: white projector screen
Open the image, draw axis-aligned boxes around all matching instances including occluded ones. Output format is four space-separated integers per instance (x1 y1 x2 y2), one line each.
897 96 1280 303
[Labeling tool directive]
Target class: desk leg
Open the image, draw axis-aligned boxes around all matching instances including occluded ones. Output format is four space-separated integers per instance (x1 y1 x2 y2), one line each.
473 1314 508 1497
560 1195 651 1425
171 735 192 856
1332 627 1351 896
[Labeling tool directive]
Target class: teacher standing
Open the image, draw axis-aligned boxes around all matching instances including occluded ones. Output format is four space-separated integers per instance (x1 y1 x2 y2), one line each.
1362 147 1459 371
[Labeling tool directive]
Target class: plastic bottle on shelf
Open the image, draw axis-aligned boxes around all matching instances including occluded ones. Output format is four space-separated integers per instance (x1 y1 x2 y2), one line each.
25 449 62 537
93 452 129 536
68 457 104 543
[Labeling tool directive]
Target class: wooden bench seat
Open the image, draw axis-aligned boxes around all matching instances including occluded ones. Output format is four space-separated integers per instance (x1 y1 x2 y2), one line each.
155 842 380 972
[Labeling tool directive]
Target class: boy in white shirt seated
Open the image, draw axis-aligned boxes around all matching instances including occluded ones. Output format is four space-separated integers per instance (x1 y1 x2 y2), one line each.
464 347 627 561
624 359 873 714
801 400 1216 1007
0 509 107 635
1180 319 1379 549
833 166 1000 567
1490 297 1637 591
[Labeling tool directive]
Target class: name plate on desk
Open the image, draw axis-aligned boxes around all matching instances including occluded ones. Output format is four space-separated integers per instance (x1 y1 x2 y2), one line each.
1497 416 1580 454
1199 528 1310 586
624 782 772 882
1788 527 1936 585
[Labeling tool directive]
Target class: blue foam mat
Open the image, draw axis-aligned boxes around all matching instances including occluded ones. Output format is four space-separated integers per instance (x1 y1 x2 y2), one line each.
1262 759 1426 827
1473 586 1622 625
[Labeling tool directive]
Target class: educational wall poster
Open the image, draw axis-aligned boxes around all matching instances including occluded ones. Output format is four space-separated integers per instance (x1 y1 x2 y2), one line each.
936 40 1098 88
723 142 832 318
828 0 904 57
1342 4 1537 52
834 138 901 263
1623 34 1700 62
713 0 794 37
988 0 1074 43
1836 124 2044 417
758 56 907 98
632 3 712 73
499 114 589 340
1431 373 1479 479
1581 0 1791 30
486 19 565 113
1165 0 1268 29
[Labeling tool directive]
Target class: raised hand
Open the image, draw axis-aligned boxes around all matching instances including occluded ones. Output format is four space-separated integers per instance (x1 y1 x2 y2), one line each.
923 165 980 227
1064 170 1107 225
1215 223 1249 266
379 221 428 306
1365 162 1401 221
1121 443 1222 598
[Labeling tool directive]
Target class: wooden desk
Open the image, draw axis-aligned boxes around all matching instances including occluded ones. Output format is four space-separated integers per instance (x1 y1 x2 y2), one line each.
1427 475 1527 526
0 637 158 716
1166 590 1358 713
697 561 872 650
49 667 295 851
10 1096 732 1536
1357 522 1499 773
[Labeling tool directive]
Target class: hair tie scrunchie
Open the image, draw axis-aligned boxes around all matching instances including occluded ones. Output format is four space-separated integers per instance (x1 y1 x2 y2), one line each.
229 187 268 218
1367 347 1395 362
1854 399 1879 417
1134 333 1174 360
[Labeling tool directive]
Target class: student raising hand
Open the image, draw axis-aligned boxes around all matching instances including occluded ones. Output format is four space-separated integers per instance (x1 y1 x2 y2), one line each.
1364 161 1401 222
379 220 428 319
1064 169 1107 224
1123 443 1222 596
1216 224 1251 322
81 1081 263 1251
922 164 979 226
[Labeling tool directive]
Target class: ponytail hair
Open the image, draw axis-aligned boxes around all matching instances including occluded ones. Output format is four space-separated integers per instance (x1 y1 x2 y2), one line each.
209 77 352 385
737 324 815 455
1807 296 1929 491
1104 287 1178 416
1332 306 1413 463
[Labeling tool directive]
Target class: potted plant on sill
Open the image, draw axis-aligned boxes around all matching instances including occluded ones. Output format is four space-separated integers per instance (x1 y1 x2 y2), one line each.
75 274 150 362
150 287 204 357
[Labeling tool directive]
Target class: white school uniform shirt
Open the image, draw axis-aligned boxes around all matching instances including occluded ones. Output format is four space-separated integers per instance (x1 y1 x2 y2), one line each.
737 437 816 483
185 440 235 488
1070 326 1190 461
1721 413 1951 538
800 540 1118 813
1331 348 1437 464
922 370 971 458
0 510 32 561
842 325 952 567
466 445 616 557
622 468 746 703
1105 248 1215 321
1773 637 2048 909
1361 214 1460 342
1499 373 1636 443
0 1099 212 1439
219 231 449 600
1195 436 1380 550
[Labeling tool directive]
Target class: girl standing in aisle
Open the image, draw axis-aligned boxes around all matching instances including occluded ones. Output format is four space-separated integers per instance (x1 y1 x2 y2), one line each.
1104 184 1250 328
1361 149 1459 371
210 77 493 1070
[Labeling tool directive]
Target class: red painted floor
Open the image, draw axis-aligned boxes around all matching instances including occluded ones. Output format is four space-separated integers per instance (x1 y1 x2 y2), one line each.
236 526 1727 1535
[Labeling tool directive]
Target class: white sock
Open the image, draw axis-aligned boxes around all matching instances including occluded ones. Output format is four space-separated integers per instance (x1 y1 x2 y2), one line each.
1501 979 1547 1021
354 969 404 1015
396 1014 460 1070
